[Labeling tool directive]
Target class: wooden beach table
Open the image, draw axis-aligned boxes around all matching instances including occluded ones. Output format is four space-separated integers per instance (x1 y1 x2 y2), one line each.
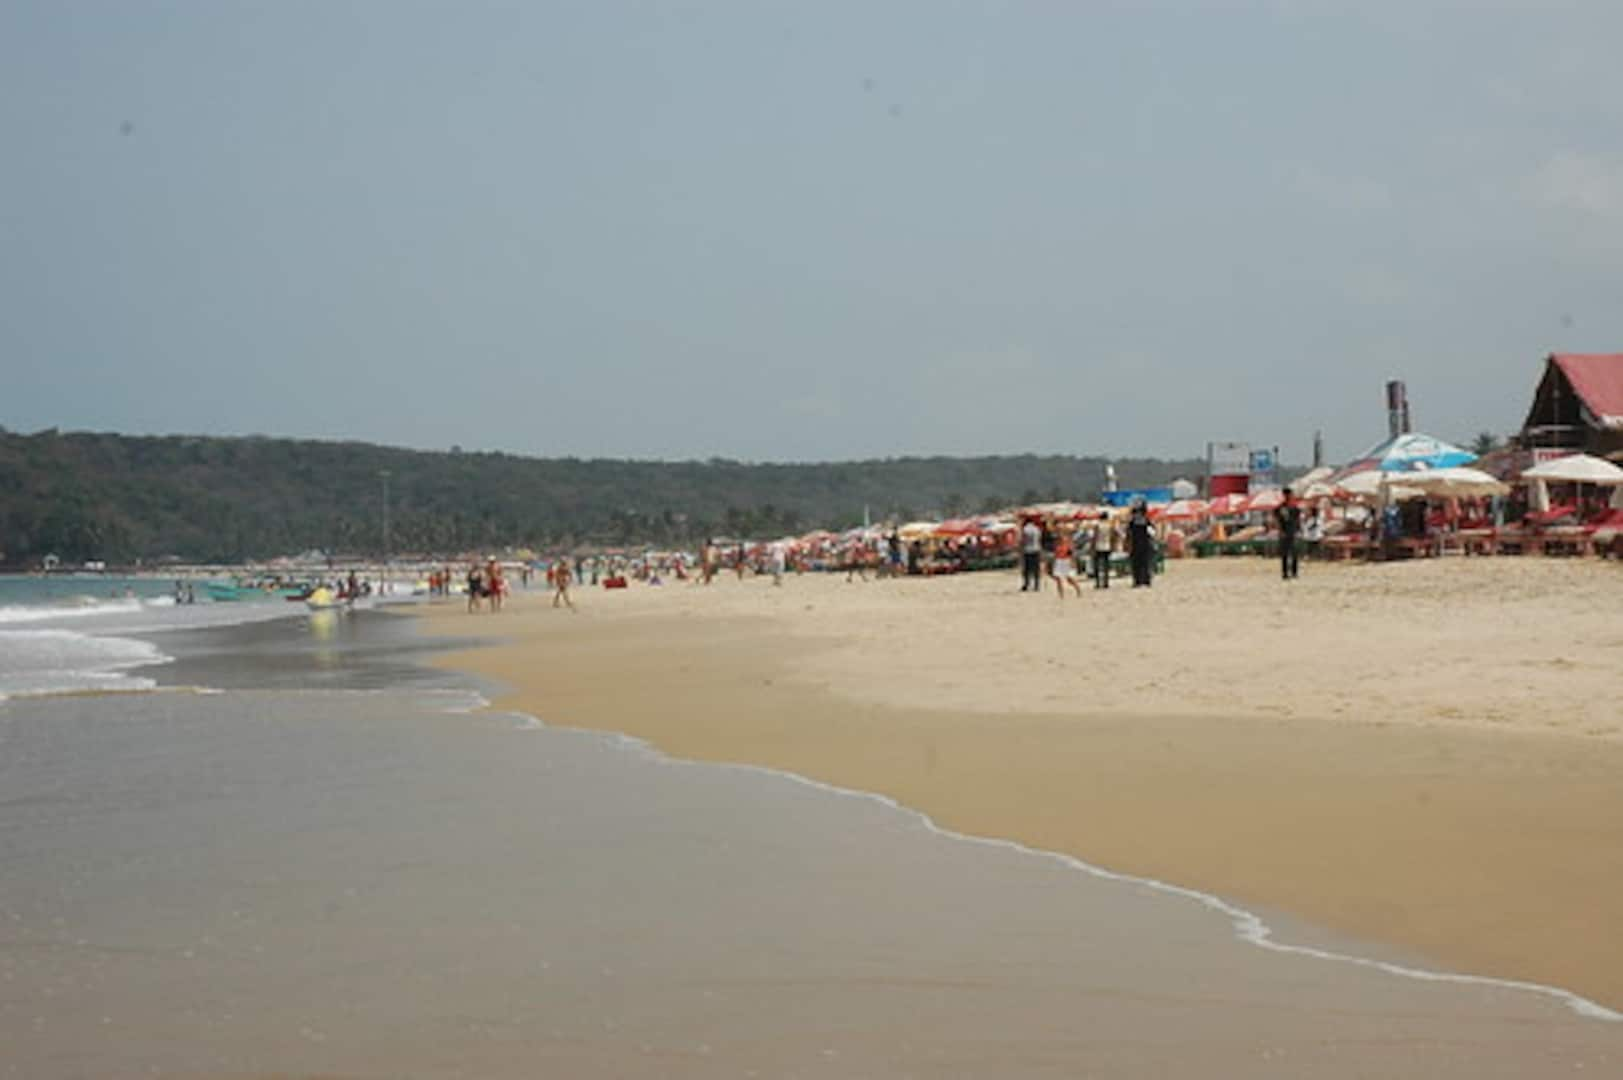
1320 535 1369 561
1539 526 1595 557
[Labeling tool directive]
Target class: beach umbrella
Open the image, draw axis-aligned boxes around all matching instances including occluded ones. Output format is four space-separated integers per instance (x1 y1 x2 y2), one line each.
1291 466 1334 489
1205 493 1251 515
1398 467 1510 498
1245 489 1285 513
1154 498 1209 521
1341 432 1477 473
935 517 990 536
1297 481 1339 500
1019 501 1091 521
1521 454 1623 485
897 521 938 541
1336 471 1426 501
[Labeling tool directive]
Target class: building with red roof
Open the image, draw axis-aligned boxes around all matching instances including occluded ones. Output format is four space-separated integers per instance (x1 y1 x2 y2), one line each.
1519 353 1623 457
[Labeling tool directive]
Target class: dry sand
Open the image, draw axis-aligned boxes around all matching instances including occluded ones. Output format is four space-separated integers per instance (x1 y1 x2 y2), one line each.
426 557 1623 1011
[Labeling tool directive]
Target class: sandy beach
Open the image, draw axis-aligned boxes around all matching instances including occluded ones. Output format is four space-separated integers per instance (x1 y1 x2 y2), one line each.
428 557 1623 1013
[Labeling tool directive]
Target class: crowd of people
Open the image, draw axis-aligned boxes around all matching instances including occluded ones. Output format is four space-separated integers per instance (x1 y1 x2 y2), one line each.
427 490 1343 616
1018 501 1162 601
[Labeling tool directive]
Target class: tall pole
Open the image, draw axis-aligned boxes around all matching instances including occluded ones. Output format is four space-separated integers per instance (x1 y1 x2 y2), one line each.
379 469 391 595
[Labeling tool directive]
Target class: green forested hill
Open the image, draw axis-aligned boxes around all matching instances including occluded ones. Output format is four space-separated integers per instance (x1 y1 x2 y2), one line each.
0 429 1211 564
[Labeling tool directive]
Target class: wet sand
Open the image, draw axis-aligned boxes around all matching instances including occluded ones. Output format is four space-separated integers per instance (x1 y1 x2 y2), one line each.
427 558 1623 1014
4 689 1619 1079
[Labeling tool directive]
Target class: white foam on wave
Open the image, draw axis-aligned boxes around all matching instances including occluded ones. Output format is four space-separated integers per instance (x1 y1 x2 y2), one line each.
421 689 543 729
0 598 146 624
454 700 1619 1025
0 628 172 700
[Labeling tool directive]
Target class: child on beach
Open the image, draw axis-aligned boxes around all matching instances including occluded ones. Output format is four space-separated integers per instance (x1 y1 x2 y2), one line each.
1050 529 1084 600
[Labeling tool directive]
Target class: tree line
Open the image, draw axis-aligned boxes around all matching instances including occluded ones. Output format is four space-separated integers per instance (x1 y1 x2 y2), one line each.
0 429 1210 566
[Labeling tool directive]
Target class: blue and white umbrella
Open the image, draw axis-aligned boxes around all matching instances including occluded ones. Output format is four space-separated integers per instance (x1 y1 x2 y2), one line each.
1340 432 1477 474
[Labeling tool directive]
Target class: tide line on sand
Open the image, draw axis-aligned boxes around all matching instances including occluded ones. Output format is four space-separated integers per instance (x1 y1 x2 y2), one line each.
483 701 1621 1024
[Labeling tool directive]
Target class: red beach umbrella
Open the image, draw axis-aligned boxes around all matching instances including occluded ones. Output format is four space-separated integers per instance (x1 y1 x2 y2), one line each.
1245 489 1285 513
1154 498 1209 521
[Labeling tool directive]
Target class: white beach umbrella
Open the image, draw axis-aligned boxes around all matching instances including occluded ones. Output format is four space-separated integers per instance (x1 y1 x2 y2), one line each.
1291 466 1334 489
1521 454 1623 485
1398 467 1510 498
1336 471 1425 501
1297 481 1338 500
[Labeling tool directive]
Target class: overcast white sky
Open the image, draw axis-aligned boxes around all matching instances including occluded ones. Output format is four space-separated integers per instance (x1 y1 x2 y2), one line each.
3 1 1620 464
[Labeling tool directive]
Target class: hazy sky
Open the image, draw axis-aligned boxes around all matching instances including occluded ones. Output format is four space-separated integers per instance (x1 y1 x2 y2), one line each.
4 1 1620 464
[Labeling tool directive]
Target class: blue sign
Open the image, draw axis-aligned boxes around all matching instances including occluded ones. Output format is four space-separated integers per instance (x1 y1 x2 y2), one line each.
1102 487 1174 507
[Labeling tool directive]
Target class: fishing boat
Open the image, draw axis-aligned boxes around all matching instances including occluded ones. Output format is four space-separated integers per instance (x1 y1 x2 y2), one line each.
204 577 315 603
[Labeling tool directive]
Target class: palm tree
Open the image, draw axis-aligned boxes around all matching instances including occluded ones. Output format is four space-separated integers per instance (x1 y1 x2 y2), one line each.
1471 431 1502 456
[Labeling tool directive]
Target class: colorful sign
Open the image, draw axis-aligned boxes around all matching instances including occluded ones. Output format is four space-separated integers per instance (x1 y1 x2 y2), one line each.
1249 447 1279 491
1208 441 1250 477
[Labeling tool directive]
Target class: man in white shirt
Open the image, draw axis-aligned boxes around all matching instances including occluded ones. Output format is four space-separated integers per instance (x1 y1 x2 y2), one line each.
1091 514 1115 588
1020 518 1042 592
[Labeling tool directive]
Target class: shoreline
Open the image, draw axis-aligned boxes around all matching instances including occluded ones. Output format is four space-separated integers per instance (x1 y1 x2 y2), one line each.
420 558 1623 1013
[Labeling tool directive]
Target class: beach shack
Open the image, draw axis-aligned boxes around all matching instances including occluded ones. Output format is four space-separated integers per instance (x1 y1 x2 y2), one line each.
1520 353 1623 458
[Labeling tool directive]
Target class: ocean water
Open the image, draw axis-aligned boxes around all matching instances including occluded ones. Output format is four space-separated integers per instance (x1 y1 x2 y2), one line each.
0 574 177 617
1 590 1619 1077
0 574 415 700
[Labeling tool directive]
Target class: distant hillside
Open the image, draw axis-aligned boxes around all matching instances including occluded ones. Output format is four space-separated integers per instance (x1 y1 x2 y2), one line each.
0 429 1213 565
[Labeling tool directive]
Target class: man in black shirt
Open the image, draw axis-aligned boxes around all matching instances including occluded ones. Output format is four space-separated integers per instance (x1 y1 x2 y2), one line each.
1127 501 1155 588
1275 488 1302 580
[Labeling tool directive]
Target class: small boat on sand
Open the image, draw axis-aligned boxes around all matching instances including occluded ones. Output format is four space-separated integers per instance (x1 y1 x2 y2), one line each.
304 586 345 611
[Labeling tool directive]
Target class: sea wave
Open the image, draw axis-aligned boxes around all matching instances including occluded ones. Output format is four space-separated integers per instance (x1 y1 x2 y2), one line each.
0 628 172 700
0 598 148 624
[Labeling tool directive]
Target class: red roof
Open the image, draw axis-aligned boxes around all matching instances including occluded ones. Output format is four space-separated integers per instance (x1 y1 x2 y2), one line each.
1553 354 1623 430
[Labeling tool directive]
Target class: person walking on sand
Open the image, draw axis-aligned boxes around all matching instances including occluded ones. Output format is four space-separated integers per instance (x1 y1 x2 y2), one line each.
844 541 868 582
466 565 483 613
700 539 717 585
1091 513 1115 589
1127 500 1155 588
486 559 505 612
552 558 575 610
1050 528 1084 600
1275 488 1302 581
1019 516 1043 592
